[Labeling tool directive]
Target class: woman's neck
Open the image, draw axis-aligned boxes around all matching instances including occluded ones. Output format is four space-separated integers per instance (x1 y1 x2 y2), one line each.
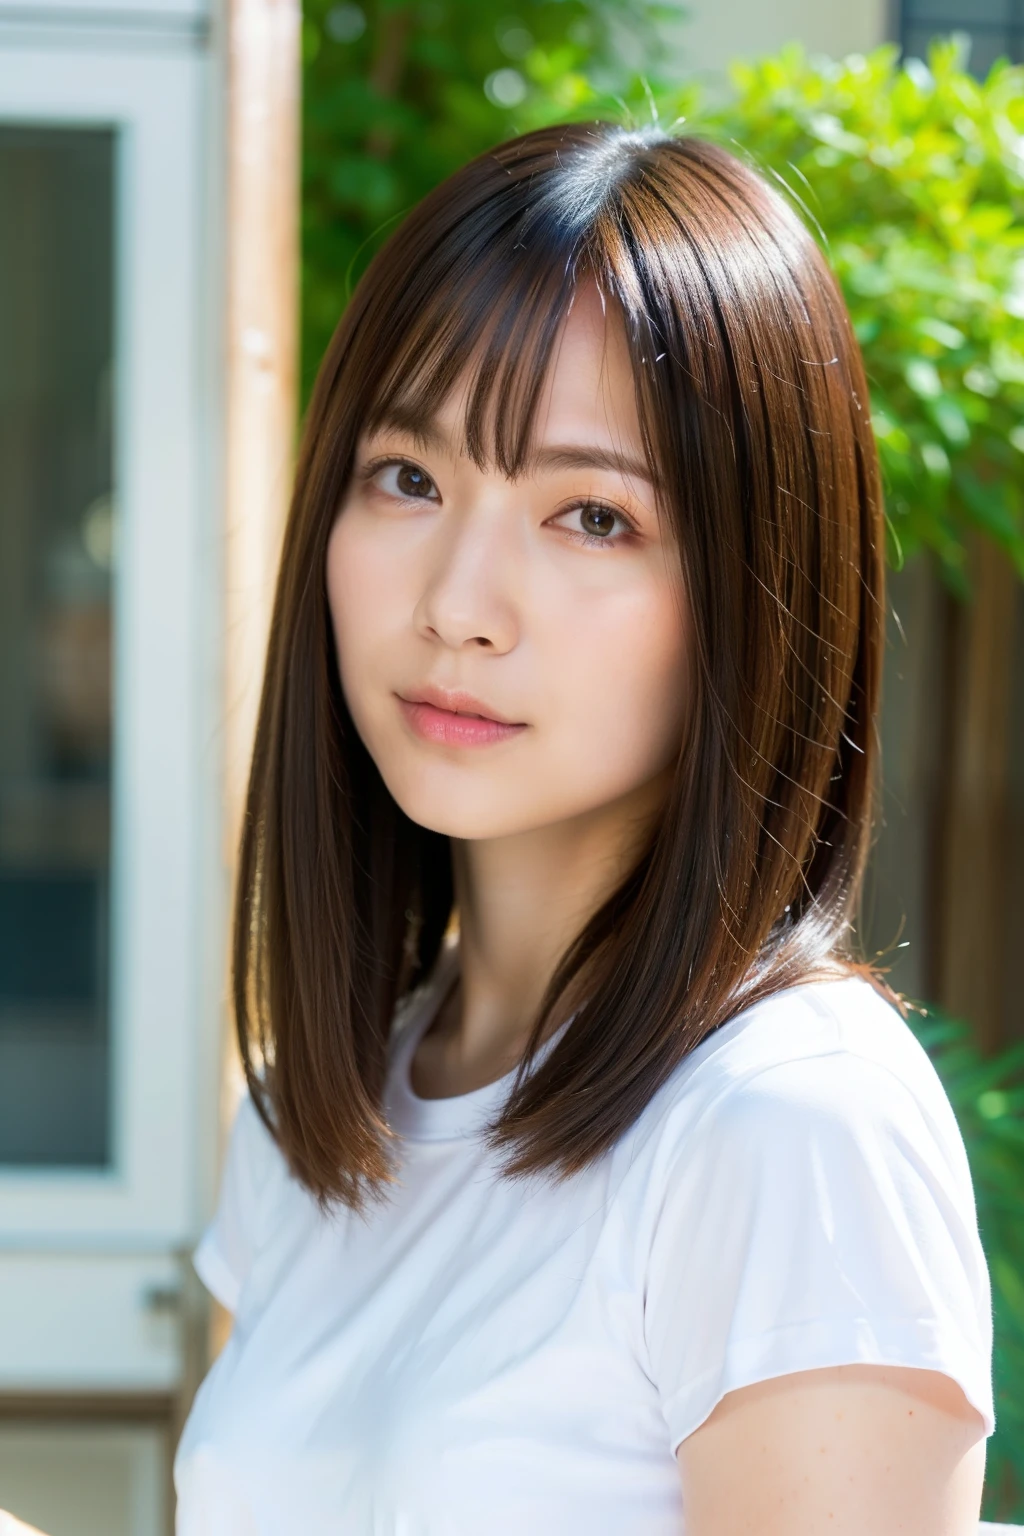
414 770 671 1096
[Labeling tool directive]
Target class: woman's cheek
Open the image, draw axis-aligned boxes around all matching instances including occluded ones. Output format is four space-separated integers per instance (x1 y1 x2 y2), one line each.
558 576 689 782
325 516 386 714
645 597 691 765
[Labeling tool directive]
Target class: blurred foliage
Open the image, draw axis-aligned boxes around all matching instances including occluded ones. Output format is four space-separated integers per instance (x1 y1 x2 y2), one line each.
301 0 684 403
910 1006 1024 1522
702 40 1024 590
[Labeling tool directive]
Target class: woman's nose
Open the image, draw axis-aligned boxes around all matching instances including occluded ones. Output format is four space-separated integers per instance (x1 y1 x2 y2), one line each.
413 506 520 654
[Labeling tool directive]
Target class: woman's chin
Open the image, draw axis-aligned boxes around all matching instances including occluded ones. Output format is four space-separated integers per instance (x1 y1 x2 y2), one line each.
388 788 537 842
380 767 570 843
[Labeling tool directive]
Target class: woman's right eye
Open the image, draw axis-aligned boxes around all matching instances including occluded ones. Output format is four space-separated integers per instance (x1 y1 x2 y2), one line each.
370 459 440 501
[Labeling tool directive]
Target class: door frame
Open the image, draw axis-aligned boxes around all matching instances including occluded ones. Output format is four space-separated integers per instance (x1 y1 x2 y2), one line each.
0 31 223 1247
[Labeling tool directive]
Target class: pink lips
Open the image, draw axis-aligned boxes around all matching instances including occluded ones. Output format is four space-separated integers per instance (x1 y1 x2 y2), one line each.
397 688 528 748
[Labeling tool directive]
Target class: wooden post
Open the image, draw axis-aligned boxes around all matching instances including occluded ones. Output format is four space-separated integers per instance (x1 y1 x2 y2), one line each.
223 0 301 867
932 534 1018 1052
212 0 301 1359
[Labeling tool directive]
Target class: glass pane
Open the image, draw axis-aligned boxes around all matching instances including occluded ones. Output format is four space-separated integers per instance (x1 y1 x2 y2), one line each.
0 126 116 1166
904 23 1017 73
970 27 1023 70
903 0 1009 26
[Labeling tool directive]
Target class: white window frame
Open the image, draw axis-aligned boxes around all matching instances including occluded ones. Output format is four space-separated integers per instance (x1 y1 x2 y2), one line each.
0 31 222 1249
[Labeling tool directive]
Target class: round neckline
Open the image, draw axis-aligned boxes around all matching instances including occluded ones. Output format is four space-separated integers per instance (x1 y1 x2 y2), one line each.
385 939 572 1143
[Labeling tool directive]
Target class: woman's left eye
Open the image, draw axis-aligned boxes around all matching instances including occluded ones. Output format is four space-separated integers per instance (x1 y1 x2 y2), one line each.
553 502 636 546
369 459 439 501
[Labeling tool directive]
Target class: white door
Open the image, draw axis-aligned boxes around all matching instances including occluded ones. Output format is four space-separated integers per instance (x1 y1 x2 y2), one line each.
0 5 223 1393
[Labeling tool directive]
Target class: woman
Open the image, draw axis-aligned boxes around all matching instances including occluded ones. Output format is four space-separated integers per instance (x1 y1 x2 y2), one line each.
175 123 994 1533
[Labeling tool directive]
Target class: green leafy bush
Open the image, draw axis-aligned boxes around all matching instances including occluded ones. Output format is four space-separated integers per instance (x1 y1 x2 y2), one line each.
910 1007 1024 1521
696 41 1024 590
301 0 682 402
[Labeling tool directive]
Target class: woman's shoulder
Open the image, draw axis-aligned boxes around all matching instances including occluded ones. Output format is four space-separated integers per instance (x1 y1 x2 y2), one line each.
218 1082 296 1229
192 1084 294 1313
626 973 970 1190
631 974 994 1448
666 971 942 1103
229 1083 285 1167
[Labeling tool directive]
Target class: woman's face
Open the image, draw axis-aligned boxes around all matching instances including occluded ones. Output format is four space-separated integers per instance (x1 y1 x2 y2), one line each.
326 283 690 841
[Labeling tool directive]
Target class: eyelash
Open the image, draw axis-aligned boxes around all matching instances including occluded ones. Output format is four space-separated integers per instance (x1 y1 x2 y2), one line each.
357 455 640 550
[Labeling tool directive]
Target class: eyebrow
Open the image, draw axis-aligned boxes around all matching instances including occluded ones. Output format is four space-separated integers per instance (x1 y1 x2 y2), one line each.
366 406 656 488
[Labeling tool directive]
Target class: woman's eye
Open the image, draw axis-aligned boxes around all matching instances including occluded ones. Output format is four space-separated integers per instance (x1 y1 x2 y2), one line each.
555 502 634 544
579 504 619 538
372 460 439 500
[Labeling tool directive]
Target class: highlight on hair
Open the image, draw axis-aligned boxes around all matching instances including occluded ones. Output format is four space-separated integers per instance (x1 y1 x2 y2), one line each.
234 122 888 1209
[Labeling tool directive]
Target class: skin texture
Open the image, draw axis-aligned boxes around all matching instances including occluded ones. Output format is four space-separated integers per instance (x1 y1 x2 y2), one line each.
677 1363 986 1535
325 281 988 1530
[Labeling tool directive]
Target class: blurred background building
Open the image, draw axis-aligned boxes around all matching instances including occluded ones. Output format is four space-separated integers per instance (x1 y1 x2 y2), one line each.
0 0 1021 1531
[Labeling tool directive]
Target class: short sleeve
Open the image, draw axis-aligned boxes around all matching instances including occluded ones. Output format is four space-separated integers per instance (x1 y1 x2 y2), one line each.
642 1048 995 1452
193 1091 280 1313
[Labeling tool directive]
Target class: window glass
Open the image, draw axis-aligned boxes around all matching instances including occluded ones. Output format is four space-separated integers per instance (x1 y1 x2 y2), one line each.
906 0 1009 24
901 0 1022 70
0 126 116 1166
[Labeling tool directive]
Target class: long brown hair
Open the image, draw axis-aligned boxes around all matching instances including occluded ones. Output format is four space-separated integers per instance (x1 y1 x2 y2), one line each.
235 123 887 1209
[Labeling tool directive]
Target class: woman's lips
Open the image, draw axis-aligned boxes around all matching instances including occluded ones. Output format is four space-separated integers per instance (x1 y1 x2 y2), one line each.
397 693 528 747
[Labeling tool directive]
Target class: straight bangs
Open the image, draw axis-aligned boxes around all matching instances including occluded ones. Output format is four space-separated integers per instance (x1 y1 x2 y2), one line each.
236 123 889 1207
361 219 580 480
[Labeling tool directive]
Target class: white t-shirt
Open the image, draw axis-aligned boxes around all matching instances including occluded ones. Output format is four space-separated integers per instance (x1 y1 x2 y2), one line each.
174 941 994 1535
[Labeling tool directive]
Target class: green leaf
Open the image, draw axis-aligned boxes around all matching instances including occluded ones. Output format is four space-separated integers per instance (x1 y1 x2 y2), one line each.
931 396 971 446
980 1090 1011 1120
917 317 967 349
906 359 943 399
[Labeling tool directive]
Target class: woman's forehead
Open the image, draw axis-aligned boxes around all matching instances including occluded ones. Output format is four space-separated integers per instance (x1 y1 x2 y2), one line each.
531 287 640 442
364 284 648 479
